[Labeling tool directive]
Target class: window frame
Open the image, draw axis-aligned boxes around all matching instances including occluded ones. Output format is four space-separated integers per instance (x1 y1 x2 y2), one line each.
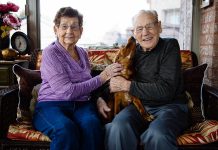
26 0 41 51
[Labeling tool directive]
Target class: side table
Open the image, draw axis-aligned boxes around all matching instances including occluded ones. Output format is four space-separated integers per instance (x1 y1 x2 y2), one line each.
0 60 29 89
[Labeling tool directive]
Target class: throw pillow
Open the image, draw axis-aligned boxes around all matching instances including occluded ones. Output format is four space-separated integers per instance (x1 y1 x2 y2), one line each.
183 63 208 125
12 64 42 123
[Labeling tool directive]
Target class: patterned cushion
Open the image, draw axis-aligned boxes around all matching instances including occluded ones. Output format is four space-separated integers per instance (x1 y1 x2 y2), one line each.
35 50 42 70
180 50 193 70
88 49 119 70
177 120 218 145
88 49 193 70
7 123 50 142
29 49 193 70
8 119 218 144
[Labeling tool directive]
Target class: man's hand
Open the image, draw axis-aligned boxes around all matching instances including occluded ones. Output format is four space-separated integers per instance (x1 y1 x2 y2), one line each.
110 76 131 93
97 97 111 119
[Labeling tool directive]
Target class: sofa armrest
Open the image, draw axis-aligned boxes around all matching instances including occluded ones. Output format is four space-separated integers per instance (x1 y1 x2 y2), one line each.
0 85 19 138
203 84 218 120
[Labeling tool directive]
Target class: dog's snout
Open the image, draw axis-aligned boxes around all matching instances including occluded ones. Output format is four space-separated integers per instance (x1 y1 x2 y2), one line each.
130 36 135 42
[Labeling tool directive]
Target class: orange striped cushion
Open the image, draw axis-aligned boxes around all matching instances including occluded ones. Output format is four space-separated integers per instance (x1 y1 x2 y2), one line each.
7 123 50 142
8 120 218 145
180 50 193 70
177 120 218 145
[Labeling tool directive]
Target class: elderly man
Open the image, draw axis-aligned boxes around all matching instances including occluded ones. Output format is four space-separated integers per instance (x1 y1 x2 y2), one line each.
97 10 189 150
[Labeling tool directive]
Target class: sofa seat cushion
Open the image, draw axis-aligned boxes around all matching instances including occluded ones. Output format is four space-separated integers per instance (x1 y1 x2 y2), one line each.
7 123 50 142
177 120 218 145
7 119 218 145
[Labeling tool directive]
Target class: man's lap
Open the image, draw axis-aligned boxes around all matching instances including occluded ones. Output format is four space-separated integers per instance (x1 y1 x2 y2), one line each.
107 103 189 137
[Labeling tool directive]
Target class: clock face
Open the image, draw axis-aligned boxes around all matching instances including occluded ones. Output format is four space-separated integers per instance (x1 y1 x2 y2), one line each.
14 36 27 52
11 31 30 55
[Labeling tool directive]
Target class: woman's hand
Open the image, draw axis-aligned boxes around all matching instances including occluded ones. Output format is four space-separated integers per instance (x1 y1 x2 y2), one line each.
110 76 131 92
99 63 122 83
97 97 111 119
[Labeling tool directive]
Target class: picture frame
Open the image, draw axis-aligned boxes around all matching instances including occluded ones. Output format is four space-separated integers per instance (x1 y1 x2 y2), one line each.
200 0 211 8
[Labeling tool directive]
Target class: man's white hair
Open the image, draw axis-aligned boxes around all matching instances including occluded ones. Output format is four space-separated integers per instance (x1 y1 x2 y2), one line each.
132 10 158 27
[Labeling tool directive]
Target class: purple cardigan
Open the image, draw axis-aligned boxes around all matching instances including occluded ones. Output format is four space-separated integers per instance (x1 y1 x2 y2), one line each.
37 40 102 102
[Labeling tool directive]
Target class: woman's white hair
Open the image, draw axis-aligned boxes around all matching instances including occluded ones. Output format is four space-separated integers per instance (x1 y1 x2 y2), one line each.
132 10 158 27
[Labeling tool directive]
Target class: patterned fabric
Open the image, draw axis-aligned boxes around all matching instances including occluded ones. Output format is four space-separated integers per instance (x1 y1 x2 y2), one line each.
88 49 193 71
33 49 193 71
88 49 119 70
177 120 218 145
7 123 51 142
8 119 218 144
35 50 42 70
180 50 193 70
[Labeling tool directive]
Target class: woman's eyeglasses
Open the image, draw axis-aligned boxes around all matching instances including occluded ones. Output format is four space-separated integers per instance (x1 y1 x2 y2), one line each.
58 24 80 31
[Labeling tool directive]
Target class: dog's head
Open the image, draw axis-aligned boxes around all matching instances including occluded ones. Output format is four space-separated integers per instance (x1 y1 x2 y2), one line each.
114 36 136 79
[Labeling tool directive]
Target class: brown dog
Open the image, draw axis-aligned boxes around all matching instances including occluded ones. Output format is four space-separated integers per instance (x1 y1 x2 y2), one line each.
109 36 154 122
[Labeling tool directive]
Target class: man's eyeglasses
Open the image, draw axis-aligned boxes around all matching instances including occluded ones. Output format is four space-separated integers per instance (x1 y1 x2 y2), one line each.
58 24 80 31
135 21 158 33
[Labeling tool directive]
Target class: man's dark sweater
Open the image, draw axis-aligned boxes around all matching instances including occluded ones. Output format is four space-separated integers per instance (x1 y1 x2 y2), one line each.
129 38 187 106
96 37 187 107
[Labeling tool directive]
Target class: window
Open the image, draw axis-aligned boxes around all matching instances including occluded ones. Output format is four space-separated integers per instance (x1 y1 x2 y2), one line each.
163 9 180 25
39 0 192 50
136 0 193 50
161 9 180 40
40 0 148 49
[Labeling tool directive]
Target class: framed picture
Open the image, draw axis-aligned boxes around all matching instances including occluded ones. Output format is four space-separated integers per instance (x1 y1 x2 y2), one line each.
200 0 211 8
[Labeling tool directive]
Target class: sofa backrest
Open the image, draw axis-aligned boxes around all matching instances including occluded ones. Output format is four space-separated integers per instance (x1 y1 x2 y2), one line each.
13 49 207 125
31 49 196 71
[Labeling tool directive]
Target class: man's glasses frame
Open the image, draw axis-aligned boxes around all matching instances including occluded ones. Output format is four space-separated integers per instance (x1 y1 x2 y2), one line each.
135 21 159 33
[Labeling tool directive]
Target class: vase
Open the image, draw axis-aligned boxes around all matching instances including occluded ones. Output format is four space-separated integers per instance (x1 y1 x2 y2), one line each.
0 33 10 50
0 18 10 51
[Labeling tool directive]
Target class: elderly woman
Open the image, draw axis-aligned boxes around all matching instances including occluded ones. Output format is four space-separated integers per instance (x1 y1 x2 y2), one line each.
33 7 122 150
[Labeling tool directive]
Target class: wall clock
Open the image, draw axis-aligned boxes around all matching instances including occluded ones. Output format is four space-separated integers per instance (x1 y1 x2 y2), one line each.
11 31 31 55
